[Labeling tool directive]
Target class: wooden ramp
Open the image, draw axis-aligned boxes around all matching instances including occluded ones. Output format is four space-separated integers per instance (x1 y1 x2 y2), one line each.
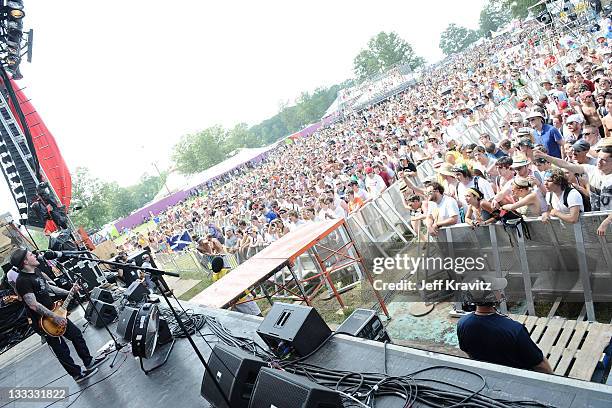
509 314 612 381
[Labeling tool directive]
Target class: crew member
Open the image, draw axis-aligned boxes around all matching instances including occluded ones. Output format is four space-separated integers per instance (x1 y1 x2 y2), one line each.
210 257 262 316
11 248 106 382
456 275 553 374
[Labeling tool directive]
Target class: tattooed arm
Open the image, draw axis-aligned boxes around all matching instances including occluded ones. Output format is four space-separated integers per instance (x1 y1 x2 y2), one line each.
49 285 70 296
22 293 66 325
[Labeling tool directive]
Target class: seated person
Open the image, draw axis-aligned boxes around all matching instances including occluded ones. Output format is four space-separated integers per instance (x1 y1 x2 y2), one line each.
210 257 262 317
456 275 553 374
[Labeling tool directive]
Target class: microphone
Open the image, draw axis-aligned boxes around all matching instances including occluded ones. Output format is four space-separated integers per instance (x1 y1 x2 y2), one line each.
41 250 91 260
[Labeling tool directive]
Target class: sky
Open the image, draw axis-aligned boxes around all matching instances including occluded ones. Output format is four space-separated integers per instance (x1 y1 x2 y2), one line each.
0 0 486 219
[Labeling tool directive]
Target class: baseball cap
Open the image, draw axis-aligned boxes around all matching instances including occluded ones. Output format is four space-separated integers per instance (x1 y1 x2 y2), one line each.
566 114 584 124
572 139 590 153
464 275 507 304
10 248 28 268
518 137 534 148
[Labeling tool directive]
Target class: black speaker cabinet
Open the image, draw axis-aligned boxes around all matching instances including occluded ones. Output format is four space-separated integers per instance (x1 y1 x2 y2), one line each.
249 367 342 408
201 344 267 408
124 281 149 303
336 308 390 342
256 303 331 357
116 306 138 339
85 299 117 328
90 287 114 304
158 317 173 346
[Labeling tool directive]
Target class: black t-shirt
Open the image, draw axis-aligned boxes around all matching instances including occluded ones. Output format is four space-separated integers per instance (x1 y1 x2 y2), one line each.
15 270 54 322
457 313 543 370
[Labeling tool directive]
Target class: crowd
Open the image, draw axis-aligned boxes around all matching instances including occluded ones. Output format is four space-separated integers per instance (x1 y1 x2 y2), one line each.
116 18 612 264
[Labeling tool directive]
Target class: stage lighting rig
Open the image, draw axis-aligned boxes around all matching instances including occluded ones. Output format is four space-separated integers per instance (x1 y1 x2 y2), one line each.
0 0 32 80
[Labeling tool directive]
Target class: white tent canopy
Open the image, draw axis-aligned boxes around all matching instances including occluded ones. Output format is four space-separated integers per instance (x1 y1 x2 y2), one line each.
154 144 280 200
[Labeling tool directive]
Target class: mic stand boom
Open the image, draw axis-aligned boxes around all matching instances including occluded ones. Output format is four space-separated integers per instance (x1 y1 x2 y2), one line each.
65 254 232 407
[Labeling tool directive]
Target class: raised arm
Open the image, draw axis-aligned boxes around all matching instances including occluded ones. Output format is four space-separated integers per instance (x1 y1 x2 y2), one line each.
533 150 585 175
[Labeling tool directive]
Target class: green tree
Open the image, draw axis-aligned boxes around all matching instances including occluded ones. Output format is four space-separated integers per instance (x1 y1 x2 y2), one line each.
71 167 167 230
439 24 481 56
353 31 424 80
479 0 512 37
70 167 111 230
499 0 544 19
171 125 229 174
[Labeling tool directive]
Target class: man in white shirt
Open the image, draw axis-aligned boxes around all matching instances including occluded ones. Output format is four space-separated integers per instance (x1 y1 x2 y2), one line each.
425 182 460 237
541 168 583 224
364 167 386 199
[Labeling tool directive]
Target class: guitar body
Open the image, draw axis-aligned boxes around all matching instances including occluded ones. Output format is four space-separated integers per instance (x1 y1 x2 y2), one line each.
39 301 68 337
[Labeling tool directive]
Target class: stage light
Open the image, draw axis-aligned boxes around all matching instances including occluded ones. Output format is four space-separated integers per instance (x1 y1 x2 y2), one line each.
5 164 16 173
14 185 24 194
17 207 27 216
0 143 7 154
7 19 22 31
2 154 13 164
4 55 19 66
8 9 24 19
16 195 26 204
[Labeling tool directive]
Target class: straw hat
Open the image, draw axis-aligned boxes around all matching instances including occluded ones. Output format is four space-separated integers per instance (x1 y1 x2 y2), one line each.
436 162 455 177
510 152 531 168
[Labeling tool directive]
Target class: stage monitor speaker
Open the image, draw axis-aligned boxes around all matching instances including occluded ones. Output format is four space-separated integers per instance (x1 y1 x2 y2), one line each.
249 367 342 408
90 287 114 304
201 343 267 408
124 281 149 303
116 306 138 339
85 299 117 328
336 308 390 342
256 302 331 358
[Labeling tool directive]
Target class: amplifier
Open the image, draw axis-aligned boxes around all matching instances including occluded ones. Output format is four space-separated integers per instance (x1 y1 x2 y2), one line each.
116 306 138 339
201 344 267 408
62 257 106 292
90 287 114 303
256 303 331 358
249 367 342 408
336 308 390 342
124 281 149 303
85 299 117 328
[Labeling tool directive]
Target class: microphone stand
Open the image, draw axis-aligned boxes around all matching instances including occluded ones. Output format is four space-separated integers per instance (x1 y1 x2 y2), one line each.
63 254 232 407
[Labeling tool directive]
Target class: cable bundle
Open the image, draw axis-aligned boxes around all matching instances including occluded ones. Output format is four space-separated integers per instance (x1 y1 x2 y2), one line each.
159 307 206 338
195 325 554 408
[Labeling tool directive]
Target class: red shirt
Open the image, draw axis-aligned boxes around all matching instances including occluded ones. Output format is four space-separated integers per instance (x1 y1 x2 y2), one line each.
378 171 392 187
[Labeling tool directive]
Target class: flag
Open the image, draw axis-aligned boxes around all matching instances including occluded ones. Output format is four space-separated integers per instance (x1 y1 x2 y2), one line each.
167 230 192 251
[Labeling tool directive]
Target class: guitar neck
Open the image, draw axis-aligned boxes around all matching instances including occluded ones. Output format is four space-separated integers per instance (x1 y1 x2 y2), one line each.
60 285 77 310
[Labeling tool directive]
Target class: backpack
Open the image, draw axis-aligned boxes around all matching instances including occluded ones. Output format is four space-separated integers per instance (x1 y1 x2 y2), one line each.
499 209 531 240
548 187 591 213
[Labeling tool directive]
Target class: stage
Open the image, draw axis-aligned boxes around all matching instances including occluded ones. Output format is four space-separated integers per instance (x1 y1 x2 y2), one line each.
0 301 611 408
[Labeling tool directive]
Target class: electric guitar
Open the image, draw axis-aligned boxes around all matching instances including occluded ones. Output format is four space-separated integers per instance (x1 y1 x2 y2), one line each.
39 282 79 337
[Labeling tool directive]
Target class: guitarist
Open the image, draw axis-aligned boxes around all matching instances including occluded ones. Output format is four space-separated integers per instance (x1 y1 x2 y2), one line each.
11 248 105 383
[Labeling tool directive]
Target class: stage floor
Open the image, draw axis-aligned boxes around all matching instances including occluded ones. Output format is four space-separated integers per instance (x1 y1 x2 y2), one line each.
0 301 610 408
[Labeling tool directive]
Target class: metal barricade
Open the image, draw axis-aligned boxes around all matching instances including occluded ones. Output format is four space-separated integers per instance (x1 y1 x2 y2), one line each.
437 213 612 322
